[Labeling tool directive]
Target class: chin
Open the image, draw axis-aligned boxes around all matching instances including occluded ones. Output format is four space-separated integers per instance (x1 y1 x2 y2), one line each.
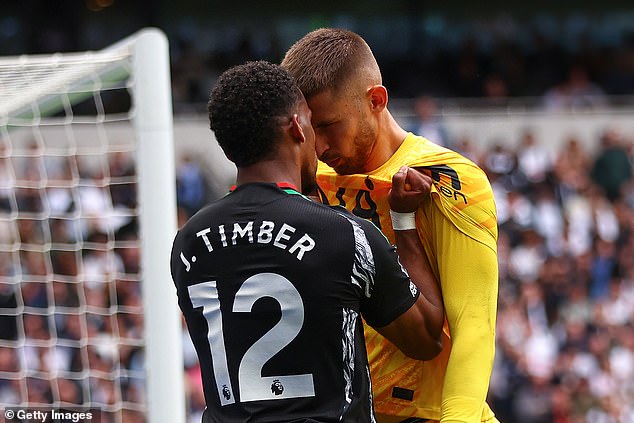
333 163 360 176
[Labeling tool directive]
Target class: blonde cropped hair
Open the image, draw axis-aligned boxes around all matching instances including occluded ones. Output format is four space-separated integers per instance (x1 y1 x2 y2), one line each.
282 28 381 98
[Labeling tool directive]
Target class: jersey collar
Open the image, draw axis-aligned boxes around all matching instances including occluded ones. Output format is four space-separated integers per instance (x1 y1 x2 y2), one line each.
230 182 299 192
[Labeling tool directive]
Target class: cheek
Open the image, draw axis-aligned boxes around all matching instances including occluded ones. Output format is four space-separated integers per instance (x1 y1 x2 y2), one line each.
323 124 353 152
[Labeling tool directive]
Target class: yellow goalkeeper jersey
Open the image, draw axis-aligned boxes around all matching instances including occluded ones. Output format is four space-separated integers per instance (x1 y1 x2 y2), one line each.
316 133 499 422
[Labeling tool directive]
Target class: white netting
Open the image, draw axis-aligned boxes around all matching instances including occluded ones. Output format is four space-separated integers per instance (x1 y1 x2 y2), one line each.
0 46 148 422
0 51 130 121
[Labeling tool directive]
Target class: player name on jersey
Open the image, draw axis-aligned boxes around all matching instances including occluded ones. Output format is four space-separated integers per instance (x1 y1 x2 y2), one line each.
194 220 316 261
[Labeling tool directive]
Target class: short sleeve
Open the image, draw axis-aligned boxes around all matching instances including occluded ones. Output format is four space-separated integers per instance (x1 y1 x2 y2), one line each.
343 213 420 328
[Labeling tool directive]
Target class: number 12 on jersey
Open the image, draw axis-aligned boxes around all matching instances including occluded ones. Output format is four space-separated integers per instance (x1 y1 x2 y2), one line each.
187 273 315 405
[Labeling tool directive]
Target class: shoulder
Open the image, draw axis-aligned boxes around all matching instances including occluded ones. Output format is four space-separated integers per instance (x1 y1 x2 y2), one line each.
330 206 390 246
329 205 372 226
405 140 492 193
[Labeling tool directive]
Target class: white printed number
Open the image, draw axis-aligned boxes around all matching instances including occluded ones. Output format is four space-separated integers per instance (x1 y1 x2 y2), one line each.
187 273 315 406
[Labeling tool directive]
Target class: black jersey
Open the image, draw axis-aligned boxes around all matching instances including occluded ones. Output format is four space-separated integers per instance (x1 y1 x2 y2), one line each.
170 183 419 423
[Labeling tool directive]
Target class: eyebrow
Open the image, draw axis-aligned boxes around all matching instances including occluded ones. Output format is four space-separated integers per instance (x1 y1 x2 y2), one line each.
313 118 338 128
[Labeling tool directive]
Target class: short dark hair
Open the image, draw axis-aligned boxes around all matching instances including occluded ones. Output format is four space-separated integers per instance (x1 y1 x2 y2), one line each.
208 61 302 167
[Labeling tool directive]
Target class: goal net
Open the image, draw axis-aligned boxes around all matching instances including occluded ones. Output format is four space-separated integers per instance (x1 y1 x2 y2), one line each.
0 28 185 423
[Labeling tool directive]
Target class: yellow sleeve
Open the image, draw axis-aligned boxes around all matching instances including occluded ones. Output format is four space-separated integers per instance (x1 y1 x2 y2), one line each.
429 205 499 423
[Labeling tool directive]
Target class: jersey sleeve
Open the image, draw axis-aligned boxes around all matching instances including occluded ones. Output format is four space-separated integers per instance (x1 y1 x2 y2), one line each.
347 215 420 328
433 215 499 423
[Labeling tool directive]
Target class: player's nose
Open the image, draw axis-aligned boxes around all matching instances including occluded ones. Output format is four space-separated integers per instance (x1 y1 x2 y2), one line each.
315 135 329 159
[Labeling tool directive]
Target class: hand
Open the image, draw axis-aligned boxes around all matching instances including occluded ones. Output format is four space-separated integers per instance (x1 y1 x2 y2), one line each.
388 166 432 213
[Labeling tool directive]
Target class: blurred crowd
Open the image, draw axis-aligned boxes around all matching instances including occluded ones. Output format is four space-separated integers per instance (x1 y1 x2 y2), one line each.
168 11 634 110
0 146 146 422
8 5 634 112
460 127 634 422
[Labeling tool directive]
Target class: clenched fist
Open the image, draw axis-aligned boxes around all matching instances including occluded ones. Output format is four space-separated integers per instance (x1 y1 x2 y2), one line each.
388 166 432 213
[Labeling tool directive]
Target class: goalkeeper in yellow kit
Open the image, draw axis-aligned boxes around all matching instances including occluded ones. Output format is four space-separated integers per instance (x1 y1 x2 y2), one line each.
282 28 500 423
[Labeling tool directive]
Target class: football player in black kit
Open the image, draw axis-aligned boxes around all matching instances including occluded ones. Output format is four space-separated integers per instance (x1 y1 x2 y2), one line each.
170 61 444 423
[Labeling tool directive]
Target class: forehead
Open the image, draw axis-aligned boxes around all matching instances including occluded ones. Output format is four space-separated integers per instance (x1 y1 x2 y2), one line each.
306 89 354 120
297 95 312 117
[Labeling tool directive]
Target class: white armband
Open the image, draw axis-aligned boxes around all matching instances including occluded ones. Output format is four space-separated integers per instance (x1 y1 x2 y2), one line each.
390 210 417 231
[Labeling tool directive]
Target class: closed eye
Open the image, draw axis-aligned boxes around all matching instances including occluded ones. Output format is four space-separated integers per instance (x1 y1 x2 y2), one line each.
314 120 337 129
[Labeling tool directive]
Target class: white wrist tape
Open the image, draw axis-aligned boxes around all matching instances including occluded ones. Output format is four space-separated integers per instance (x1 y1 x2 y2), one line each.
390 210 417 231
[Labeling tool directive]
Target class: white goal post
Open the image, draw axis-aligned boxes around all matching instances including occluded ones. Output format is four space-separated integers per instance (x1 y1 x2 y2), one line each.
0 28 185 423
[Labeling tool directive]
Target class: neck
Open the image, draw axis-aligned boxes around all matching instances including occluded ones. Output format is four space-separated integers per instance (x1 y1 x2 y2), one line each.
235 156 301 190
365 110 409 172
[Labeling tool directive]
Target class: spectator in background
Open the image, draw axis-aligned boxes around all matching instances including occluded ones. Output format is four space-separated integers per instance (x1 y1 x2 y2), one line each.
482 73 510 107
553 135 592 203
591 128 632 202
409 95 451 147
484 142 516 178
511 373 554 423
175 154 207 218
45 156 76 216
15 177 43 215
516 129 553 186
108 151 137 209
508 229 546 283
82 231 124 290
77 167 118 236
54 377 83 405
543 64 608 112
21 282 47 308
0 347 20 403
562 185 596 256
453 135 484 166
0 284 17 341
589 240 618 300
533 184 565 256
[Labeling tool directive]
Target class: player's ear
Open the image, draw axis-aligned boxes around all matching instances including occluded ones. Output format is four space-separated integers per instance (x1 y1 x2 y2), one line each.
289 114 306 144
367 85 388 112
